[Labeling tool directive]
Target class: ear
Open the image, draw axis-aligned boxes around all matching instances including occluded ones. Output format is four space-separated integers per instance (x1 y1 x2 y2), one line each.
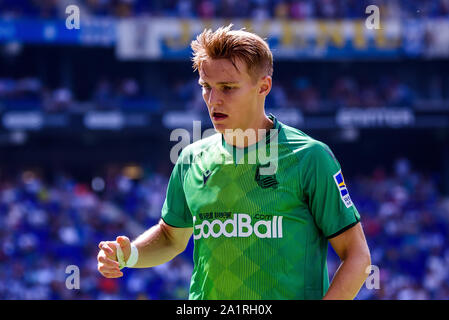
258 76 272 96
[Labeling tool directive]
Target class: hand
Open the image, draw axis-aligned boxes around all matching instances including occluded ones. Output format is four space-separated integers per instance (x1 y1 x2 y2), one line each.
97 236 131 278
116 235 132 265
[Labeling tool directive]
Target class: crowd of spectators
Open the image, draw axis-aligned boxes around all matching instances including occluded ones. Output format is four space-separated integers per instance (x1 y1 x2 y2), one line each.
1 0 448 113
0 164 193 299
1 70 446 113
1 0 449 19
0 76 160 113
0 157 448 299
349 158 449 299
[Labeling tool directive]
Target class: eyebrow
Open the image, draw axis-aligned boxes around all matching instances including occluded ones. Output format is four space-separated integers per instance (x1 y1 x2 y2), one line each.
198 80 239 86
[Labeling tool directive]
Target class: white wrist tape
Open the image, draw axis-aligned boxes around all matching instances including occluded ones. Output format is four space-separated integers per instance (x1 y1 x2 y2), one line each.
116 242 139 270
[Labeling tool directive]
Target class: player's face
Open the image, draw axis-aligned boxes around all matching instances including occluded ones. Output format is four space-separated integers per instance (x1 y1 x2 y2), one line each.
198 58 266 133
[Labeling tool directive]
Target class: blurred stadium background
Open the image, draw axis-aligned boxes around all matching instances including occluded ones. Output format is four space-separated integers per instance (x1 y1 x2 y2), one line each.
0 0 449 300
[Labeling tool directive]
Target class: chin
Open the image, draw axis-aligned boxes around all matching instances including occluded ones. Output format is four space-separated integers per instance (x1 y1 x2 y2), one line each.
210 118 227 132
213 124 227 134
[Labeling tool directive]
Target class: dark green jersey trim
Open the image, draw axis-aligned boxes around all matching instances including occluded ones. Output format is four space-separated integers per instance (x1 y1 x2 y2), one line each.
161 217 189 229
326 219 360 239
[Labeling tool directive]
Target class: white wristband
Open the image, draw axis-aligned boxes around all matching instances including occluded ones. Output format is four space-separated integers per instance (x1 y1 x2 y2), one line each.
116 242 139 270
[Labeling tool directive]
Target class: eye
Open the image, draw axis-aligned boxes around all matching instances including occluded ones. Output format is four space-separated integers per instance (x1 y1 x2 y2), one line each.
222 86 233 91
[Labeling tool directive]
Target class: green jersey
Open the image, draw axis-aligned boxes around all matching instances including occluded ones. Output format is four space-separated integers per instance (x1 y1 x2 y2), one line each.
161 115 360 300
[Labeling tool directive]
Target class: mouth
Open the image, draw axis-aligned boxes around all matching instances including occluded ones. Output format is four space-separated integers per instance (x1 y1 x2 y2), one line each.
212 112 228 121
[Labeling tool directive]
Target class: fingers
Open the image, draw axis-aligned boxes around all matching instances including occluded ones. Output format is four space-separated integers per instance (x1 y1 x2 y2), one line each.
97 255 123 277
98 241 117 259
97 240 122 278
98 259 123 278
101 243 116 258
116 236 130 248
98 263 122 274
97 252 120 268
97 238 131 278
101 271 124 278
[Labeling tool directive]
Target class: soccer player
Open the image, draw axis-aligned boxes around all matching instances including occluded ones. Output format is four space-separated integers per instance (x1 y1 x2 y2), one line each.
97 25 371 300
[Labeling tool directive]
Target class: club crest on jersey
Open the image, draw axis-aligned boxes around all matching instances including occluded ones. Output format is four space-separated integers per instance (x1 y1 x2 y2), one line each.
333 170 353 208
255 162 279 189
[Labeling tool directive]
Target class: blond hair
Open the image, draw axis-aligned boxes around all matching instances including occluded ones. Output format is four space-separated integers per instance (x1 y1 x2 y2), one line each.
191 24 273 81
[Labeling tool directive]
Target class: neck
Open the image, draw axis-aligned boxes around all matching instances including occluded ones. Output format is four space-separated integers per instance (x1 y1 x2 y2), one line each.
223 114 274 148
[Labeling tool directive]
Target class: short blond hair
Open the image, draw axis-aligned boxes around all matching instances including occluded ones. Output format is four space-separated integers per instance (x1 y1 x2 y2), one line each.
191 24 273 81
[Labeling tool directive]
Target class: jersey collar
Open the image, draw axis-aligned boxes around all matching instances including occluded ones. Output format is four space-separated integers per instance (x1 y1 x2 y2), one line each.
221 113 281 164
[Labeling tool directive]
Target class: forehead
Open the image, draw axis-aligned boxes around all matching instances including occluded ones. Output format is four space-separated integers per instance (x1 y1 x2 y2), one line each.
199 58 251 83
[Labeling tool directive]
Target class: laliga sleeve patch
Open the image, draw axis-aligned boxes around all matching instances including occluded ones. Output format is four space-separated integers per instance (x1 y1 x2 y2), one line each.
333 169 353 208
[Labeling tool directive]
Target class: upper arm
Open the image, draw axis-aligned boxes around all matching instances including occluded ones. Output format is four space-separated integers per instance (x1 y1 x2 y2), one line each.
161 148 194 228
159 219 193 253
328 222 371 262
300 142 360 238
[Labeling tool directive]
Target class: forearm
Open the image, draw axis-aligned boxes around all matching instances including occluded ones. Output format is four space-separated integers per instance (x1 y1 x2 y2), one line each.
323 253 371 300
131 222 184 268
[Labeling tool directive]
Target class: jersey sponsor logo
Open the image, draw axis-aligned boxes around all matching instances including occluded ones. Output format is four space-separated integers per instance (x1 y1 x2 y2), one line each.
193 213 283 240
333 169 353 208
255 163 279 189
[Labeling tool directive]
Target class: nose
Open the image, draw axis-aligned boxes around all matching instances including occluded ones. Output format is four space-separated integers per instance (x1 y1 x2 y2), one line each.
207 87 223 106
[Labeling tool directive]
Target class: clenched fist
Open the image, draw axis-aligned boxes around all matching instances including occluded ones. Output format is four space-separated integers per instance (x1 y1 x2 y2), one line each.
97 236 131 278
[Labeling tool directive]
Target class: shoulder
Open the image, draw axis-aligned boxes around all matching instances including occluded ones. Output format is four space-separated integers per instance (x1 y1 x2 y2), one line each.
278 122 335 162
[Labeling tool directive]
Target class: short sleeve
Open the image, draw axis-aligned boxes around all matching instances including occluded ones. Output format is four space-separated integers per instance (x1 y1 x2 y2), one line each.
300 141 360 239
161 150 193 228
